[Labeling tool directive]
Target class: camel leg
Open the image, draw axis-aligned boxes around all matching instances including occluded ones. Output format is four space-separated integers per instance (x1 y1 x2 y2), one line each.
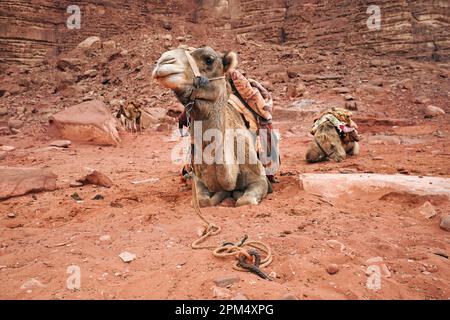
193 178 230 207
235 179 267 207
345 141 359 156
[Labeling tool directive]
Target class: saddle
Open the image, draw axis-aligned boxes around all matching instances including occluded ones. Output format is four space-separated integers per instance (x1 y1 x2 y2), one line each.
311 107 360 143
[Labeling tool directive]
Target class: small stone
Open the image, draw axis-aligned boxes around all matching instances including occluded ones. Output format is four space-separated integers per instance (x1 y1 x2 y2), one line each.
279 293 299 300
8 119 23 129
424 105 445 118
213 275 241 288
440 215 450 231
102 40 116 50
162 34 173 41
119 251 136 263
92 194 104 200
77 169 113 188
50 140 71 148
0 145 15 151
7 212 16 218
344 94 354 101
69 181 83 188
366 257 383 265
212 286 231 299
20 278 46 290
99 235 111 242
326 264 340 275
413 201 436 219
71 192 82 201
0 107 8 116
232 293 249 300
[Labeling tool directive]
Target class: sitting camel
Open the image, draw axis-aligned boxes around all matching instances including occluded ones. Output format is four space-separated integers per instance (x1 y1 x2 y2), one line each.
152 46 269 207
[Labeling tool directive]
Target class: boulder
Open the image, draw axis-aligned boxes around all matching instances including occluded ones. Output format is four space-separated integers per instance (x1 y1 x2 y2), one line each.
440 216 450 231
49 100 121 146
77 36 101 50
299 174 450 200
0 166 57 200
76 169 114 188
424 105 445 118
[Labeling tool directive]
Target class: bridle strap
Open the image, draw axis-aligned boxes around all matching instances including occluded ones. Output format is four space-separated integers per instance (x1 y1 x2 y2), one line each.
184 50 225 83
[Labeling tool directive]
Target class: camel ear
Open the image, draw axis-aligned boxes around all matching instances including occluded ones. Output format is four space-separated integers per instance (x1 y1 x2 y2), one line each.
222 52 238 72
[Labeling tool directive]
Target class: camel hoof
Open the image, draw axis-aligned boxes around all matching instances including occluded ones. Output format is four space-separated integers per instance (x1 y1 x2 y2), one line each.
235 196 259 207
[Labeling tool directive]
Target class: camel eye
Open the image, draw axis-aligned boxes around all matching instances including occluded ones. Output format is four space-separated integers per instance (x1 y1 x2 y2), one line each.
205 57 214 65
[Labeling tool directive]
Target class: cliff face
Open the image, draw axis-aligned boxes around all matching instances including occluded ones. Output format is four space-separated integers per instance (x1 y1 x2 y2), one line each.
198 0 450 60
1 0 449 69
0 0 194 68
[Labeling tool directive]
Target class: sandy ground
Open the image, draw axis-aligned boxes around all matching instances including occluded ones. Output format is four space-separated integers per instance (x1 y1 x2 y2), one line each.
0 104 449 300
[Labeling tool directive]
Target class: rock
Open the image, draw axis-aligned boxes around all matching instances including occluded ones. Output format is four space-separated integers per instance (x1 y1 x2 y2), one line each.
333 87 351 94
76 169 114 188
55 71 78 92
412 201 436 219
102 40 116 50
424 105 445 118
99 235 111 242
119 251 136 263
232 293 249 300
48 100 121 146
83 69 98 78
368 135 402 145
236 34 247 45
50 140 71 148
20 278 46 290
440 216 450 231
161 20 172 30
212 286 231 299
56 57 84 71
7 212 16 218
0 107 8 116
279 293 299 300
299 174 450 200
71 192 82 201
344 94 354 101
69 181 83 188
286 83 306 98
162 34 173 41
78 36 101 50
0 166 57 200
213 275 241 288
0 145 15 151
8 119 23 129
398 78 413 90
326 264 340 275
357 84 384 95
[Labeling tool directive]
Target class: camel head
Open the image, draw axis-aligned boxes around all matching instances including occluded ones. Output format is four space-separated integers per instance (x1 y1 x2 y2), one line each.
152 46 238 105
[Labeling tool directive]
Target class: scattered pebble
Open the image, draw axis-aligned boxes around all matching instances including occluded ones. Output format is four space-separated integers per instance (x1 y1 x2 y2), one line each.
213 275 241 288
0 145 15 152
71 192 82 201
232 293 249 300
326 264 340 275
50 140 71 148
99 235 111 242
440 215 450 231
279 293 299 300
7 212 16 218
69 182 83 188
212 286 231 299
119 251 136 263
92 194 104 200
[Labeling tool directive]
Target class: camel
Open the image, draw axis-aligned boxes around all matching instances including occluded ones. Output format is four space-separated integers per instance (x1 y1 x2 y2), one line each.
152 46 269 207
306 120 360 163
